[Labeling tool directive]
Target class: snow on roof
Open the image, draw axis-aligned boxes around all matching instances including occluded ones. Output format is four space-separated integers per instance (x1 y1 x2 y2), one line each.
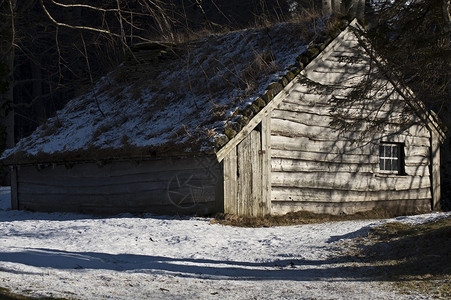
3 17 354 163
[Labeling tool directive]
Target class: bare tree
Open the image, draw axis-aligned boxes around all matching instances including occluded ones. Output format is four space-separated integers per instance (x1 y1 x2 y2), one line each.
1 0 182 150
0 0 17 151
321 0 365 18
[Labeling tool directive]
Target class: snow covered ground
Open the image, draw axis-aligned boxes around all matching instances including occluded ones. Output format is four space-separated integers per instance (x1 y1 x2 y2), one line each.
0 186 448 300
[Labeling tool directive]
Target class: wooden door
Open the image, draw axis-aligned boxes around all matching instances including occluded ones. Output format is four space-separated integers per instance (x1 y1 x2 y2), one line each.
223 116 271 216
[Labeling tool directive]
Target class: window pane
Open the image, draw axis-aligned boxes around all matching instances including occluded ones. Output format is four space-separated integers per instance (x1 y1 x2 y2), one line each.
379 143 404 173
392 159 398 171
385 146 391 157
385 159 392 170
393 146 398 158
379 146 385 157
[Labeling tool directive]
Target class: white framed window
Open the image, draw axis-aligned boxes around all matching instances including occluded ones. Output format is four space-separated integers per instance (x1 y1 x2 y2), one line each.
379 143 405 174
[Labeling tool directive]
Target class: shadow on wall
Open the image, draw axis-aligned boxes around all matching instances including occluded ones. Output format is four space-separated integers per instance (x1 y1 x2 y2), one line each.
0 167 10 186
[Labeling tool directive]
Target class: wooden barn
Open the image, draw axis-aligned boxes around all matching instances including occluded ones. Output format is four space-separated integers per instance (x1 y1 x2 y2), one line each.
1 18 445 216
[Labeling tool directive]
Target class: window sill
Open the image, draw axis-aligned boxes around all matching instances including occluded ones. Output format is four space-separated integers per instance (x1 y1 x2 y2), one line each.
375 172 407 178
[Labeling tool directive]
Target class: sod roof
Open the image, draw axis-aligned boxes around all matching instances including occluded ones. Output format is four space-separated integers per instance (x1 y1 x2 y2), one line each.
2 16 355 164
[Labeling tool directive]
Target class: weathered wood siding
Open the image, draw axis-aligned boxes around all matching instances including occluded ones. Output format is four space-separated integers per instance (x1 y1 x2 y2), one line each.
270 28 434 215
223 116 271 216
15 156 223 216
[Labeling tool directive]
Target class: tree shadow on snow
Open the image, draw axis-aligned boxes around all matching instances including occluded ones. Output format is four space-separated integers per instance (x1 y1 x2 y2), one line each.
0 247 394 282
327 225 374 243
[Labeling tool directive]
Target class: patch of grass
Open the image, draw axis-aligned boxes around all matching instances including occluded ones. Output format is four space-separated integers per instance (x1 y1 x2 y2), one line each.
0 287 67 300
91 123 112 140
240 50 279 93
39 119 63 138
348 217 451 299
211 208 414 227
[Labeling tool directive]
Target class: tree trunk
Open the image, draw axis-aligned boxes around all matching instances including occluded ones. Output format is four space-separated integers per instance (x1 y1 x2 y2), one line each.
344 0 365 19
322 0 332 15
443 0 451 33
32 61 46 124
332 0 342 14
3 50 14 149
0 0 16 151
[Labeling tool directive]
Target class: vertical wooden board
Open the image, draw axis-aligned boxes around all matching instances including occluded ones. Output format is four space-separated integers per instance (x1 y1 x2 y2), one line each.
10 166 18 210
237 133 252 216
244 133 253 216
236 137 244 215
223 148 238 214
261 114 271 216
232 127 268 217
250 130 262 217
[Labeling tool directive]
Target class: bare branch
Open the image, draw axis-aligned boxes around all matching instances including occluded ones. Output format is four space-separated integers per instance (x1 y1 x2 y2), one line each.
81 33 106 118
47 0 150 16
40 0 118 36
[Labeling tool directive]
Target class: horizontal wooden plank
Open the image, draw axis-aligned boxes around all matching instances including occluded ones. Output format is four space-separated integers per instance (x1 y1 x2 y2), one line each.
271 118 339 140
18 177 219 196
271 158 376 173
271 187 432 202
272 158 429 176
404 165 430 176
405 156 430 165
271 135 431 158
279 97 409 116
18 197 219 216
271 171 431 191
311 63 370 75
18 191 218 207
278 95 417 120
272 108 332 125
271 148 430 167
19 191 169 206
18 181 219 206
18 157 220 179
272 108 411 128
271 118 431 146
271 198 431 215
316 58 370 70
326 55 366 63
405 146 430 157
276 101 331 115
306 70 369 86
271 148 377 164
271 135 374 155
18 167 219 187
328 51 360 57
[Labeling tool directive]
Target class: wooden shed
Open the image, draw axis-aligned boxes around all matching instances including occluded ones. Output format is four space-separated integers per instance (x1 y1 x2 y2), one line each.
2 18 445 216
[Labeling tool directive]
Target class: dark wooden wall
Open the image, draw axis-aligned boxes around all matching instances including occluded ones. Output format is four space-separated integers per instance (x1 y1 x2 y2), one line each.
13 155 223 216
